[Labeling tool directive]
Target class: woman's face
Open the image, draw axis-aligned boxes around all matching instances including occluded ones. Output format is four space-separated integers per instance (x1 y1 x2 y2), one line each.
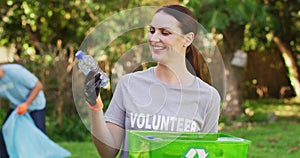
148 11 186 64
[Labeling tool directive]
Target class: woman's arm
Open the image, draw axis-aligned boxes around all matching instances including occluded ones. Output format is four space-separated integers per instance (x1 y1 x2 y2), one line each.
89 99 124 158
201 88 221 132
84 71 125 157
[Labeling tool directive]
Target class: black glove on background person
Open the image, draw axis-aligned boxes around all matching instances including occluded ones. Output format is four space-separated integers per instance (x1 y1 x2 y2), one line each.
84 71 101 106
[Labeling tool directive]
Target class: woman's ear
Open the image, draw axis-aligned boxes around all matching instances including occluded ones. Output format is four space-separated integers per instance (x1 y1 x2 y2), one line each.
183 32 194 47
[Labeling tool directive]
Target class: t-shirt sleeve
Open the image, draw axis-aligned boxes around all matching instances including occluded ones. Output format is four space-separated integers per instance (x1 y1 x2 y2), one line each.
201 87 221 133
104 76 126 129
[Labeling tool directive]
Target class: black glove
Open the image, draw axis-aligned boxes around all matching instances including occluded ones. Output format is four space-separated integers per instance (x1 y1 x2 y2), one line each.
84 71 102 106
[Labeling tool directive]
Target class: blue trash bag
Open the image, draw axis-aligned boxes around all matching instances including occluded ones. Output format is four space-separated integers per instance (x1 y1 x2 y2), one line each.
2 110 71 158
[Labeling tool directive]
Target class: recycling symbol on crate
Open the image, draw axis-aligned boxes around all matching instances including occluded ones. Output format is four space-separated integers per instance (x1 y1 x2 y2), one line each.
183 147 209 158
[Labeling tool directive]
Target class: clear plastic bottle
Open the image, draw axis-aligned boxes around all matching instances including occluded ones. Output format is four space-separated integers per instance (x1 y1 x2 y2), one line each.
75 50 109 88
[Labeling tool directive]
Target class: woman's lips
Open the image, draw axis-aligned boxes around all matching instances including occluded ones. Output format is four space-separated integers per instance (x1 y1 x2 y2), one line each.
151 44 166 51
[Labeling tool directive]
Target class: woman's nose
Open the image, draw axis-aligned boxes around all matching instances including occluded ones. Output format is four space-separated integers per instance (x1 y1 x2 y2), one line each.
149 32 160 42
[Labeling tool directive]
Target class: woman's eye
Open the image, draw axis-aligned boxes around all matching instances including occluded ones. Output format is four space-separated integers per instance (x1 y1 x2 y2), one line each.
161 30 171 35
149 27 155 34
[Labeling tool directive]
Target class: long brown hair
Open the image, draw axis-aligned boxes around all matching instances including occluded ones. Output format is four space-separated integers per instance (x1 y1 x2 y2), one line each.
156 5 211 84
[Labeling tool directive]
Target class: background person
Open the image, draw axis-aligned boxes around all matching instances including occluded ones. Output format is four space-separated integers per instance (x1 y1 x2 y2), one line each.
0 63 46 158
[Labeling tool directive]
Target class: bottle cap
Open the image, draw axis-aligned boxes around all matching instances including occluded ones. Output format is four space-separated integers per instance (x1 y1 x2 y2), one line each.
75 50 84 59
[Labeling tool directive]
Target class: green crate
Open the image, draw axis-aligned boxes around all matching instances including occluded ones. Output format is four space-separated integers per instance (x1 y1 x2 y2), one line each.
127 130 251 158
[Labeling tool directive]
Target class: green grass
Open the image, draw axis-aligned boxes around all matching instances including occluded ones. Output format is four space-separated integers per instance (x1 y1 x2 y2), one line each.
58 141 99 158
221 98 300 158
221 121 300 158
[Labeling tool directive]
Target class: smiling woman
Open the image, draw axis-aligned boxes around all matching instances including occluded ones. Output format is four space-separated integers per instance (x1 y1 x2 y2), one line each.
80 4 221 158
147 8 197 87
148 12 187 53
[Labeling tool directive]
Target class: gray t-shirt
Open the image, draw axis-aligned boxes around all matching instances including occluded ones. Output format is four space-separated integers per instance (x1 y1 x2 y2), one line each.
105 67 220 157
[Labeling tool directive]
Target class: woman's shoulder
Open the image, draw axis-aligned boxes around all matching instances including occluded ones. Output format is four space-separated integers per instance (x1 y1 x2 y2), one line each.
195 77 211 88
116 67 155 87
120 67 154 80
195 77 220 96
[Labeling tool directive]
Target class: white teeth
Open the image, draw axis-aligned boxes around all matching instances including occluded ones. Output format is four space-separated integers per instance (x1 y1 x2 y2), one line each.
153 46 165 50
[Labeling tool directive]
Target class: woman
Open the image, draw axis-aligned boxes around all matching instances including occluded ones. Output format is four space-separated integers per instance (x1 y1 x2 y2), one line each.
84 4 220 158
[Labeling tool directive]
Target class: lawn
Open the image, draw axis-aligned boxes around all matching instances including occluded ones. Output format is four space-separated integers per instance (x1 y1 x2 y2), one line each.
221 98 300 158
58 141 99 158
222 121 300 158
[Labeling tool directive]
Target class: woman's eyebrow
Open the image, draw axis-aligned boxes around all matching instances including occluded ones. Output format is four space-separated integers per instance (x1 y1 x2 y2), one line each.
148 25 184 36
148 25 172 30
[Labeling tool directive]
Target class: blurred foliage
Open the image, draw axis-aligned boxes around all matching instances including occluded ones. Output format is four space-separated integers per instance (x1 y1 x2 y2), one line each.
46 113 92 142
0 0 145 139
185 0 300 54
185 0 300 119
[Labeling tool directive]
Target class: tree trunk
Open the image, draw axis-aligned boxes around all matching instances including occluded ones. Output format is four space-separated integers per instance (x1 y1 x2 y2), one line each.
220 24 245 120
273 35 300 97
222 55 245 120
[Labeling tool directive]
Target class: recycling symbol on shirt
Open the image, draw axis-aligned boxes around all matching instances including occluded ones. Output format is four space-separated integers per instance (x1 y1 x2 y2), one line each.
184 147 209 158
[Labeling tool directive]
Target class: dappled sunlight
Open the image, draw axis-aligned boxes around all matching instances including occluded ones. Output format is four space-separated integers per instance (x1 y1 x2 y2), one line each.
273 105 300 118
219 99 300 131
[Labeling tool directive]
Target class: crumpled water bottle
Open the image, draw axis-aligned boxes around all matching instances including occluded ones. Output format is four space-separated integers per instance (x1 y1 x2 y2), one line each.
75 50 109 88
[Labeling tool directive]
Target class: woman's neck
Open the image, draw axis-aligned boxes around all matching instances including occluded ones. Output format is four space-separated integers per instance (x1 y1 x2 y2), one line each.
154 63 194 86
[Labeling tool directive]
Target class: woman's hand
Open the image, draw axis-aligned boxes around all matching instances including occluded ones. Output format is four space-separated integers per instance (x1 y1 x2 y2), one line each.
84 71 103 110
